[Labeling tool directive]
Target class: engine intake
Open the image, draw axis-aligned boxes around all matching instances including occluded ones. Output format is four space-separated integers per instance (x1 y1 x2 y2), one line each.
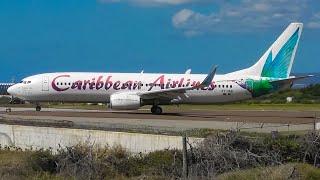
110 93 141 110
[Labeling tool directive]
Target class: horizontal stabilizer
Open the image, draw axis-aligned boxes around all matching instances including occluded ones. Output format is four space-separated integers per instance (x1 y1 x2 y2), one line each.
269 75 313 86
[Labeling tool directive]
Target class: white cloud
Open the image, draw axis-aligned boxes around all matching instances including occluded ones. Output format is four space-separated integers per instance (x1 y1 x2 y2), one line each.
253 3 271 12
172 9 221 36
172 9 195 27
98 0 320 35
314 12 320 19
307 12 320 29
171 0 316 35
98 0 218 6
307 22 320 28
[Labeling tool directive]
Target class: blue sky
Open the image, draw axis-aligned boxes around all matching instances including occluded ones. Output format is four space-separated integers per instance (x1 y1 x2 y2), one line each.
0 0 319 82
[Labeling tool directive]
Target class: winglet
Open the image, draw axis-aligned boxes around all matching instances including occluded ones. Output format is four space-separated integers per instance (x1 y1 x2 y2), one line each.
194 66 218 89
185 69 191 74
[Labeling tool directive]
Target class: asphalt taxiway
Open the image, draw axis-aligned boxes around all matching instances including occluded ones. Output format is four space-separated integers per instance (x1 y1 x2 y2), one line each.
0 107 319 132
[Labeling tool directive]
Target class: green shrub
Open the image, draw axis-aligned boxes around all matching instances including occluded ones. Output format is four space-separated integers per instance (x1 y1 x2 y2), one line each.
265 138 302 162
144 149 183 177
26 149 57 174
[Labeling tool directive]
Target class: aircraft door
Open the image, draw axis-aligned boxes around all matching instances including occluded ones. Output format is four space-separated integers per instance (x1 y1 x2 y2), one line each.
42 76 49 91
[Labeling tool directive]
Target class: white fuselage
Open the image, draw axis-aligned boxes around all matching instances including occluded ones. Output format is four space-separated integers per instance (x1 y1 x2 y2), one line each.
8 72 253 105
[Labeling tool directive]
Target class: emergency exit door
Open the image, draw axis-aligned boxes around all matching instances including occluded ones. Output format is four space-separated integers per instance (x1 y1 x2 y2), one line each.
42 76 49 91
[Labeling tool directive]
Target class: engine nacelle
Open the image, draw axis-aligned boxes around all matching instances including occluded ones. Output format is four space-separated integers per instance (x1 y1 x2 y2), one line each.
110 93 141 110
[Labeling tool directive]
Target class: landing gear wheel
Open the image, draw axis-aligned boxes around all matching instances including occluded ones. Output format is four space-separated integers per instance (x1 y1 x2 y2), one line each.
151 106 155 113
151 106 162 115
36 106 41 112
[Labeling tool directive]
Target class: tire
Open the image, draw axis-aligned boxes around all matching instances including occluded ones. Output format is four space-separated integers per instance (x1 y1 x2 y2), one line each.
154 106 162 115
151 106 155 114
36 106 41 112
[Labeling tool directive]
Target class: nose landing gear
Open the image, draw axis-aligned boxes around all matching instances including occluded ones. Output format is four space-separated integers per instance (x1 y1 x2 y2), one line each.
151 106 162 115
36 105 41 112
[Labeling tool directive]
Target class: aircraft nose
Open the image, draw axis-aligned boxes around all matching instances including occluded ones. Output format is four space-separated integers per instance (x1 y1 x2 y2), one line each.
7 85 17 96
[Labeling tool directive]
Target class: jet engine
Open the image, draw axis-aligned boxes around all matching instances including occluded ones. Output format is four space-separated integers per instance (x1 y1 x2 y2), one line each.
110 93 141 110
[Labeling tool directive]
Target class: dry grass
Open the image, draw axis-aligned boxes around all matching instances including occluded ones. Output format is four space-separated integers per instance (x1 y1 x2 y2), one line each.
216 163 320 180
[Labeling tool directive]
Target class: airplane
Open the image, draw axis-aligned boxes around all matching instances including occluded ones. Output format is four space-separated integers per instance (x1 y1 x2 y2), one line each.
7 23 311 114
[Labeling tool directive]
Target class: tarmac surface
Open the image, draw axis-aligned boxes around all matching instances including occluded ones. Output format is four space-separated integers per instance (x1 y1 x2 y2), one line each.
0 107 319 132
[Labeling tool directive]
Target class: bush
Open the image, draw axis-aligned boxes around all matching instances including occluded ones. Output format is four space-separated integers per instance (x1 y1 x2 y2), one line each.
144 149 183 177
301 131 320 167
26 149 57 173
264 138 302 162
188 131 282 178
55 144 129 180
2 130 320 179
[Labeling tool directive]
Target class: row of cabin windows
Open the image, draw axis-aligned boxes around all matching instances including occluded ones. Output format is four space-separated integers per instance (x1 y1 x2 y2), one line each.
56 82 233 89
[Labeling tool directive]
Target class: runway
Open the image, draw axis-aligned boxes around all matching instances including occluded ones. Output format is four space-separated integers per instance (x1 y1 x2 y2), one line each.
1 107 318 123
0 107 319 132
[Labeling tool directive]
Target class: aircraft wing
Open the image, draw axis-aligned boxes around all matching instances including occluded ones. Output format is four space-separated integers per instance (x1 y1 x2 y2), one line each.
137 66 217 100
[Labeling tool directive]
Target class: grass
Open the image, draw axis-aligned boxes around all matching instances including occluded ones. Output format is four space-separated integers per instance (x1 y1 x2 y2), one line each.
161 103 320 111
216 163 320 180
0 149 31 179
0 149 73 180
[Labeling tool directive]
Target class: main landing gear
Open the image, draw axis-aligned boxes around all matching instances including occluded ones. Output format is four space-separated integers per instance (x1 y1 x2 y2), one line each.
151 106 162 115
36 105 41 112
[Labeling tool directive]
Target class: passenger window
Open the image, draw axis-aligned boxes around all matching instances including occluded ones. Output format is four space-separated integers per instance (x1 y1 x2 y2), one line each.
230 85 233 88
57 82 59 85
226 85 228 88
218 85 221 88
222 85 225 88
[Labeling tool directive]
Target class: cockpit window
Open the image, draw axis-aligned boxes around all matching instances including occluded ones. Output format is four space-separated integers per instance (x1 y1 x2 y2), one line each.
20 80 31 84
